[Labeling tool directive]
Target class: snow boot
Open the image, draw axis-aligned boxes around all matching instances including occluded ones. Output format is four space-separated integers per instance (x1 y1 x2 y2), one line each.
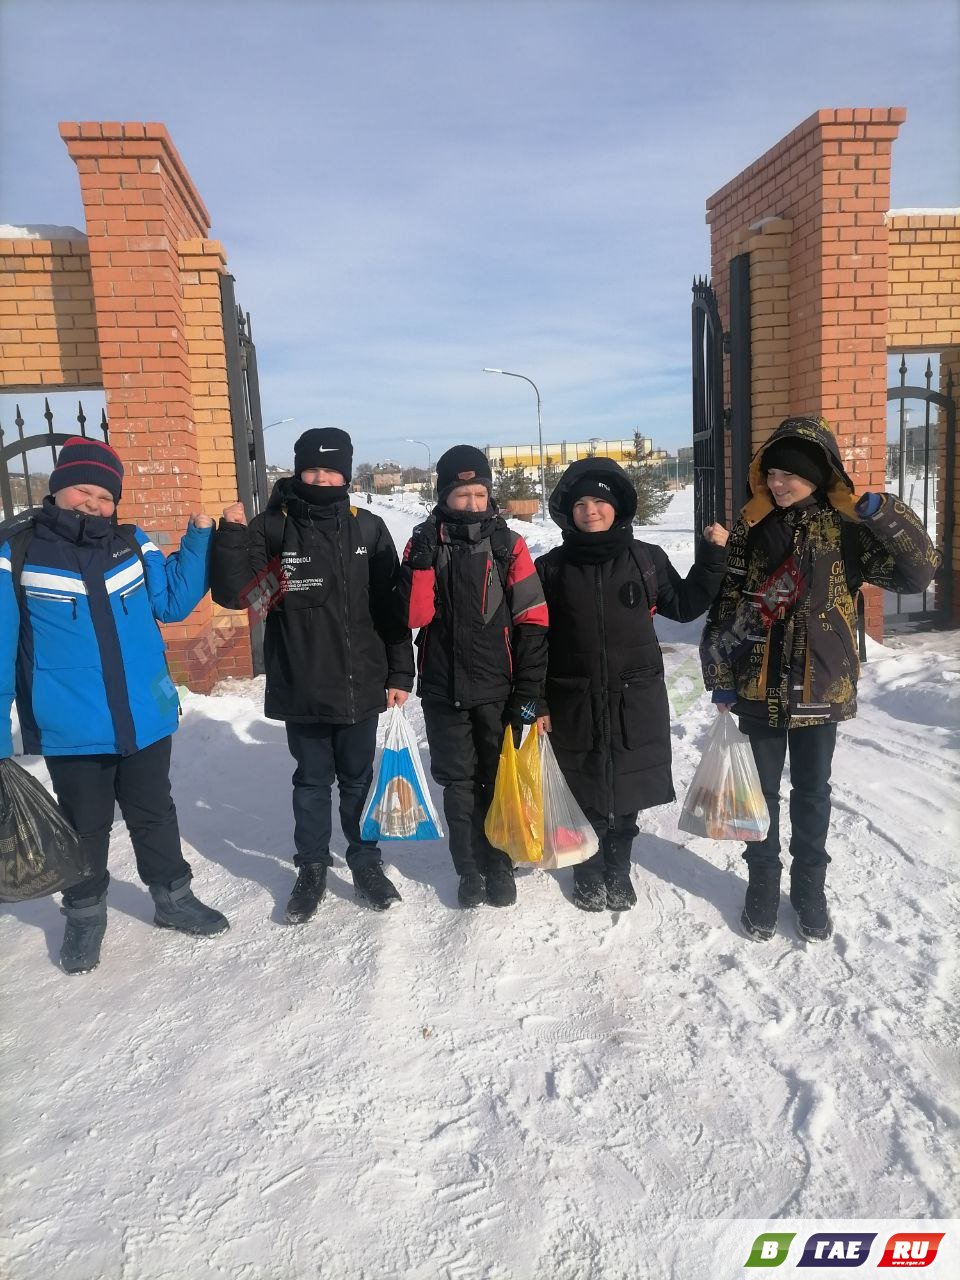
150 875 229 936
284 862 328 924
485 853 517 908
353 862 402 911
790 866 833 942
60 893 107 974
740 864 781 942
457 870 486 909
605 870 637 912
572 866 607 912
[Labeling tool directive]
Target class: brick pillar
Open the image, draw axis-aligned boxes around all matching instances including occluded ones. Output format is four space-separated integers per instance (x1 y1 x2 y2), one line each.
60 121 245 690
180 237 253 679
707 108 907 639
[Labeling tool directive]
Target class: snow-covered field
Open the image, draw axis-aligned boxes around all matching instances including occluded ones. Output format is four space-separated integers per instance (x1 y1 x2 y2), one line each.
2 489 958 1279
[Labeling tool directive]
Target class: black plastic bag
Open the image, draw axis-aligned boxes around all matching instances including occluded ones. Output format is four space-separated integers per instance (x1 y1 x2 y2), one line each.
0 759 85 902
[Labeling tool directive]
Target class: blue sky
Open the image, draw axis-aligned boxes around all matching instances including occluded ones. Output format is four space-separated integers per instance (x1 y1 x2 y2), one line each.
2 0 958 468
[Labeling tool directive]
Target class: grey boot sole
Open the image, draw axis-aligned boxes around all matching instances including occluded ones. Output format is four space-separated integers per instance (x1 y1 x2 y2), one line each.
153 915 230 936
794 913 833 943
740 909 776 942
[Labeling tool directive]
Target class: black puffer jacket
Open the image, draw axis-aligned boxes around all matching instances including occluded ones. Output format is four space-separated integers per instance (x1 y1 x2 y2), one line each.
211 480 413 723
536 459 727 819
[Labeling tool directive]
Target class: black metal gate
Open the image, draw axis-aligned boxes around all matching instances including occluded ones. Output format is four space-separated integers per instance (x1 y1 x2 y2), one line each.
691 278 726 530
221 274 268 519
0 398 109 523
885 356 956 631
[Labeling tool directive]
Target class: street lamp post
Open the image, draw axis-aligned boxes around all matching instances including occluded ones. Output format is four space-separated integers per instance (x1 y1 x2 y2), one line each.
483 368 546 521
405 437 432 477
263 417 295 431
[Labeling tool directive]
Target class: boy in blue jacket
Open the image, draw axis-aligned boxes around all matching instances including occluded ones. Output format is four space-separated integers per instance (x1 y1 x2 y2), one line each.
0 437 228 974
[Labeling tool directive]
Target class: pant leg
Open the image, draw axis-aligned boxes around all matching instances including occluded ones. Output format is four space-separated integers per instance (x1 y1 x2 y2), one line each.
113 737 191 888
45 753 119 904
470 702 511 872
285 721 336 868
603 812 640 875
786 723 838 871
331 716 380 871
743 725 789 869
423 698 503 875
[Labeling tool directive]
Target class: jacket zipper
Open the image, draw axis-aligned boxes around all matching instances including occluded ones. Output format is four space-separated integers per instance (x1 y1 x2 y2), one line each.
336 513 356 721
118 580 144 615
25 589 78 620
595 565 615 830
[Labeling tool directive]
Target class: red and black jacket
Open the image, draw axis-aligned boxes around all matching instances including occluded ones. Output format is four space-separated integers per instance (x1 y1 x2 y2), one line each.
400 509 548 709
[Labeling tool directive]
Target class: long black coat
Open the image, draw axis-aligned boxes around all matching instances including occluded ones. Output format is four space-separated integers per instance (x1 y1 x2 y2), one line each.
536 459 727 819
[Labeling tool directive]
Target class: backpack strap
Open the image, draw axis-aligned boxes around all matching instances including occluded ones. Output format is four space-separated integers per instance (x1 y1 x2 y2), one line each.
840 518 867 662
628 541 659 613
489 520 516 591
7 526 34 606
263 507 287 560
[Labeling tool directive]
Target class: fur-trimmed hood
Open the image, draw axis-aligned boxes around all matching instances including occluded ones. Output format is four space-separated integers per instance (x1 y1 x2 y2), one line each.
742 417 858 528
547 457 638 530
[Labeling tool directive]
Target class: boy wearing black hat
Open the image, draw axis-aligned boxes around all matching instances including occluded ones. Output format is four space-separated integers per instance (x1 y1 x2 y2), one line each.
400 444 549 908
212 428 414 919
0 436 227 974
701 416 940 943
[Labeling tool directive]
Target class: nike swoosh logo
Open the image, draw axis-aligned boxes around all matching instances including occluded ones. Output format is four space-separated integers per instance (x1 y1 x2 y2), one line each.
315 447 339 453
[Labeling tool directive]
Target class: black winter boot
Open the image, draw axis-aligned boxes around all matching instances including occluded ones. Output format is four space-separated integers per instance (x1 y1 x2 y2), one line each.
790 866 833 942
150 875 229 936
740 864 782 942
457 871 486 908
353 863 402 911
485 853 517 908
572 865 607 912
605 870 637 912
60 893 108 974
285 862 328 924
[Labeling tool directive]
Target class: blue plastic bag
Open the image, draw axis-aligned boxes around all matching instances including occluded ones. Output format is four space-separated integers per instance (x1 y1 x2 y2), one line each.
360 706 443 841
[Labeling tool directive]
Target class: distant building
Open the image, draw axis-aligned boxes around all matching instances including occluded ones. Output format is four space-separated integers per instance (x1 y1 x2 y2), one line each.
372 469 402 493
485 437 662 481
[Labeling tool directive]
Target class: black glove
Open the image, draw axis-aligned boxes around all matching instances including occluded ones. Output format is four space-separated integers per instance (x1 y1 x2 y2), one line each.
407 520 438 570
506 691 539 731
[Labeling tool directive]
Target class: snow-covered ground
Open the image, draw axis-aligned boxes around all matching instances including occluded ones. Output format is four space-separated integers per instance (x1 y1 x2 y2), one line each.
2 488 958 1279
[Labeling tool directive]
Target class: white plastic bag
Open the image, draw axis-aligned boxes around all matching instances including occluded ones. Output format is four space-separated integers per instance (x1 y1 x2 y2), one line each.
678 712 770 842
360 706 444 841
538 732 600 869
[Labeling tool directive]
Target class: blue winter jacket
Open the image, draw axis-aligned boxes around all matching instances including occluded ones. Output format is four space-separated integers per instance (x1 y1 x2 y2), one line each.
0 499 212 758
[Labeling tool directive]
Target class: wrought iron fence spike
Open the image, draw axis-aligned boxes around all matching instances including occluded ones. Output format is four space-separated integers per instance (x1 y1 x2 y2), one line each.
77 399 87 434
898 354 907 380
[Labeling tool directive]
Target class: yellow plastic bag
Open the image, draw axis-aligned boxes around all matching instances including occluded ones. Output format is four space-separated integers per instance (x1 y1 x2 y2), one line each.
484 726 543 863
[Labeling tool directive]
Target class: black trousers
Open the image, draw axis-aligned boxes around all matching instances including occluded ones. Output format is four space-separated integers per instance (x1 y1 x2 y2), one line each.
421 698 509 875
285 717 380 871
580 809 639 876
46 735 190 906
743 720 838 871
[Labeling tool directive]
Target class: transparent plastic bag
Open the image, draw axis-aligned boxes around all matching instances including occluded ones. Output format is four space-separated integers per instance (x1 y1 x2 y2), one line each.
538 733 600 869
0 759 86 902
484 726 543 863
678 712 770 842
360 706 443 841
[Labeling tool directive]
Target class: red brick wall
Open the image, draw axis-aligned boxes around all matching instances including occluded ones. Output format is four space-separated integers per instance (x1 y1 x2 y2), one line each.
706 108 907 638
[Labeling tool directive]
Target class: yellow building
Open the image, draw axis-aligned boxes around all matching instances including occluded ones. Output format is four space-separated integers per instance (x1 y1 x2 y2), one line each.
485 438 665 480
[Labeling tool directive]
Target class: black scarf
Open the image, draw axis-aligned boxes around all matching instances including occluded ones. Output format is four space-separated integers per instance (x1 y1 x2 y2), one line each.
561 522 636 565
290 479 349 509
755 495 822 573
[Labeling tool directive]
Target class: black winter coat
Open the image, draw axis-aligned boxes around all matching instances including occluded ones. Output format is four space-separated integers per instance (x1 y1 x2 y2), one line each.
536 459 727 819
211 480 414 724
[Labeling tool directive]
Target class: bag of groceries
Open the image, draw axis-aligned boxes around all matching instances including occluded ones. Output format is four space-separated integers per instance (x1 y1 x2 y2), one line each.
484 726 543 863
360 706 443 840
678 712 770 841
0 758 86 901
538 733 599 869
